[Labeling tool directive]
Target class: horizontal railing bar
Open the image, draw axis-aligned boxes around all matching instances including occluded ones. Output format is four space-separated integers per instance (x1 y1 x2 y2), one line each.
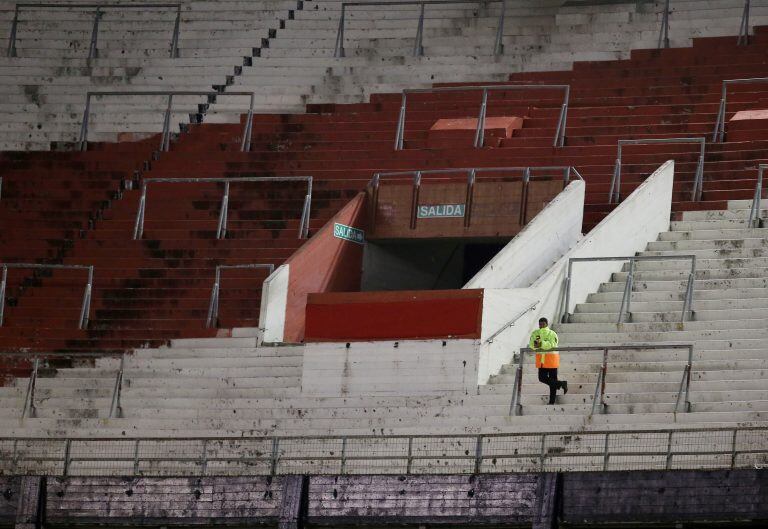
0 263 92 270
404 84 569 94
86 91 253 98
16 3 180 8
0 351 123 358
143 176 312 184
343 0 501 6
618 137 704 145
568 255 697 263
376 166 576 177
520 344 693 353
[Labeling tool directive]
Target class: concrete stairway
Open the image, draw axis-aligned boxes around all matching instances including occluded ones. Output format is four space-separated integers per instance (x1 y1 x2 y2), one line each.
0 199 765 439
489 198 768 424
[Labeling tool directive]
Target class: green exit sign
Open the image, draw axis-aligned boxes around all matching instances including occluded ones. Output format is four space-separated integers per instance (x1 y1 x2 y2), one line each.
333 223 365 244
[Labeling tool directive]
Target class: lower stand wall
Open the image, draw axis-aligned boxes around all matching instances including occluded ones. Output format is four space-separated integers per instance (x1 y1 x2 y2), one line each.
0 470 765 528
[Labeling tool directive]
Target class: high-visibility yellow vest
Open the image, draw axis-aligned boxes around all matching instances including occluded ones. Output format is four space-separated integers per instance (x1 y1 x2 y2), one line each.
529 327 560 369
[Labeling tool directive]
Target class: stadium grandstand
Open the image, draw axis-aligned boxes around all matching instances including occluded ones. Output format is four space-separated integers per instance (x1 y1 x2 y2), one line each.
0 0 767 526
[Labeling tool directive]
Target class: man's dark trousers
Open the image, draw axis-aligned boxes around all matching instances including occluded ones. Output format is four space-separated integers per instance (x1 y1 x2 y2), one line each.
538 368 562 405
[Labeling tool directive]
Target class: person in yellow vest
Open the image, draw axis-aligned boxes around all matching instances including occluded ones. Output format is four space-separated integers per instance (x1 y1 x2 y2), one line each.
529 317 568 405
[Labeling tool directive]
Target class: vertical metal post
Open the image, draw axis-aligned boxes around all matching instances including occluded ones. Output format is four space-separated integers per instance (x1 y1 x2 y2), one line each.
665 430 674 470
493 0 505 55
406 436 413 474
602 432 610 471
474 89 488 148
170 5 181 58
7 5 19 57
299 191 312 239
79 94 92 151
563 166 570 185
63 439 72 477
539 434 546 472
109 354 124 418
684 345 692 412
88 7 102 59
79 266 93 329
133 440 140 475
658 0 670 49
410 171 421 230
749 165 764 228
681 256 695 323
206 267 221 328
730 429 738 469
474 435 483 474
413 2 425 57
519 167 530 226
738 0 751 45
133 183 148 239
562 259 573 324
21 357 39 419
692 142 705 201
0 266 6 327
370 173 381 230
554 88 568 147
270 438 279 476
508 349 524 416
617 259 634 324
713 85 727 142
340 437 347 474
464 168 475 228
394 93 407 150
217 181 230 239
160 94 174 151
240 94 255 152
609 144 622 203
334 4 345 58
200 439 209 476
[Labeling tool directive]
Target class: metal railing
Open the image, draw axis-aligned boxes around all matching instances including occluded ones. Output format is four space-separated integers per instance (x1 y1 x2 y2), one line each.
509 344 694 418
133 176 313 240
658 0 751 49
657 0 670 49
335 0 507 58
712 78 768 143
2 425 764 476
394 84 569 150
609 137 706 203
206 263 275 328
369 166 582 230
7 3 181 59
79 91 256 152
0 263 93 328
738 0 752 45
563 255 696 325
748 164 765 228
484 301 539 344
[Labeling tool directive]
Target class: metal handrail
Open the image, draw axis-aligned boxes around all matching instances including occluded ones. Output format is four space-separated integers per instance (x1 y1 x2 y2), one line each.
3 424 765 477
510 344 694 418
609 137 706 203
748 165 765 228
658 0 670 49
335 0 507 58
659 0 751 49
206 263 275 328
7 3 182 59
78 91 256 152
738 0 751 45
394 84 569 150
133 176 313 240
484 301 538 344
0 263 93 328
369 166 581 231
712 77 768 143
563 255 696 324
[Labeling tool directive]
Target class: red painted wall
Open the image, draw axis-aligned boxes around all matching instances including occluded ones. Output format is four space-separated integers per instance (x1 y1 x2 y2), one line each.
283 193 367 343
305 289 484 342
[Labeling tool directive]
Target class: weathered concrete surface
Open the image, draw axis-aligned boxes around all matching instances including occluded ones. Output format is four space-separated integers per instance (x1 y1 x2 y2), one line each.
0 477 20 527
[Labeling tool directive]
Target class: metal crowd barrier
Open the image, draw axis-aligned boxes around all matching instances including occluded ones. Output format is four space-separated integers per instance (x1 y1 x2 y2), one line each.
0 263 93 328
712 77 768 142
368 165 583 230
749 164 765 228
133 176 313 240
335 0 508 58
609 137 706 203
206 263 275 328
658 0 751 49
79 91 257 152
394 84 569 150
7 3 182 58
1 426 765 476
509 344 694 418
563 255 696 325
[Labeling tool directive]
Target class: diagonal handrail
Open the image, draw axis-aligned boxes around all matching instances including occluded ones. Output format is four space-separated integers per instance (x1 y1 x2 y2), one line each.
7 3 182 59
133 176 313 240
79 91 256 152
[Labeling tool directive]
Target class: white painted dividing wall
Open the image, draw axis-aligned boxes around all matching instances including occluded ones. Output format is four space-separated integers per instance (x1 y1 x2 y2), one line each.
475 160 674 384
259 264 289 343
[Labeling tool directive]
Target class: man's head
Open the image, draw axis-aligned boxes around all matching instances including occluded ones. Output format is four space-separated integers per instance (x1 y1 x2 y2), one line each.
538 317 548 329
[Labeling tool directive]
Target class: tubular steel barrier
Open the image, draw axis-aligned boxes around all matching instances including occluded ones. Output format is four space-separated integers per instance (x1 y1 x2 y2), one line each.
1 426 765 476
657 0 670 49
133 176 313 240
206 263 275 328
484 301 539 345
0 263 93 328
563 255 696 325
79 91 256 152
509 344 694 418
609 137 705 203
712 77 768 143
749 164 765 228
7 3 181 59
658 0 751 49
335 0 507 58
739 0 751 45
368 165 583 231
394 84 569 150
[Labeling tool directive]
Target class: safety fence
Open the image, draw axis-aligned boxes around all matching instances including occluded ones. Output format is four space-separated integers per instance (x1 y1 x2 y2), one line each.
0 263 93 328
335 0 507 57
132 176 313 240
7 3 182 58
1 426 765 476
79 91 256 152
394 84 569 150
609 137 705 203
206 263 274 328
712 77 768 142
508 344 694 419
658 0 752 49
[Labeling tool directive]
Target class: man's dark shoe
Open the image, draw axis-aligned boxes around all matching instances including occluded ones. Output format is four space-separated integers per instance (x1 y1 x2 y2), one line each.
561 381 568 395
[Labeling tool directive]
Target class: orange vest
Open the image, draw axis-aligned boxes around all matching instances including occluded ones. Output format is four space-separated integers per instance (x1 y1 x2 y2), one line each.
530 327 560 368
536 350 560 369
